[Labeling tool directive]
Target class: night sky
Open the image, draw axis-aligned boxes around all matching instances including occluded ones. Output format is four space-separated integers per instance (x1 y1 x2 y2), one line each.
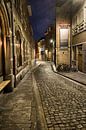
28 0 56 41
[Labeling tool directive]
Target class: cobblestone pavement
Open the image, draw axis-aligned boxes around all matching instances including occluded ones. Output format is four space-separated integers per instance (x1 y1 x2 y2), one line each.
34 62 86 130
0 72 38 130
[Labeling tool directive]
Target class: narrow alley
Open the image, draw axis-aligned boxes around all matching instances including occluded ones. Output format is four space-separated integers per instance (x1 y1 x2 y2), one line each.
0 62 86 130
0 0 86 130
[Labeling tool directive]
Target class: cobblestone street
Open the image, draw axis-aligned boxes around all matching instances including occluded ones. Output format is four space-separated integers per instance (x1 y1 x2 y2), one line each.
1 0 86 129
0 62 86 130
34 62 86 130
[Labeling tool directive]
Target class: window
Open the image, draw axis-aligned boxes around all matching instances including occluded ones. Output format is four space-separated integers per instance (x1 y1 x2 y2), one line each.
14 0 21 15
72 16 77 29
23 40 25 62
26 43 28 61
78 9 83 24
16 31 22 67
73 47 76 60
60 28 69 49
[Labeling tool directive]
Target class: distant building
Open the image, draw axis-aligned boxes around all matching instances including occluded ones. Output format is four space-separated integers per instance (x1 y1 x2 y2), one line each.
44 26 56 62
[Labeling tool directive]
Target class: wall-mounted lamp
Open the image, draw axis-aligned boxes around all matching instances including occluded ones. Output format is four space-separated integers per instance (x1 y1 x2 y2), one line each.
50 39 54 43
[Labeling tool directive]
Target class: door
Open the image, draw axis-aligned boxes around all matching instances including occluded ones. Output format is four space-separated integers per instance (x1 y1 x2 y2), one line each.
78 46 82 72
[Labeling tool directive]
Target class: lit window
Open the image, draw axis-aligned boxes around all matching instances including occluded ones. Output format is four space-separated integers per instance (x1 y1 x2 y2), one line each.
60 28 69 49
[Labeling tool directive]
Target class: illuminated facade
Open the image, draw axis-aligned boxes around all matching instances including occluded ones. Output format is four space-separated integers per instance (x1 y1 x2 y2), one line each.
72 1 86 72
56 0 86 73
56 5 71 66
0 0 34 89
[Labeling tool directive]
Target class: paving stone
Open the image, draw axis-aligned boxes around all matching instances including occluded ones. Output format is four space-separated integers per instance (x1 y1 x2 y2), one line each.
77 124 83 129
1 62 85 130
54 125 61 130
48 127 54 130
34 62 86 129
0 72 37 130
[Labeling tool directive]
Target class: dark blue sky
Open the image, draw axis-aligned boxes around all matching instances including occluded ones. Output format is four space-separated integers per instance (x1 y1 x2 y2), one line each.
28 0 56 41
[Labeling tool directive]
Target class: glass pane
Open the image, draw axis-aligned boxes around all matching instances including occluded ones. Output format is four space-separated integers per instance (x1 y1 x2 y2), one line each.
60 28 69 48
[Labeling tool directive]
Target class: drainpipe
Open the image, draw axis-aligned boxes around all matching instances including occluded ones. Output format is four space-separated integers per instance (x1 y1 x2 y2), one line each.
54 40 56 66
10 0 16 87
70 12 72 69
70 25 72 69
70 0 74 69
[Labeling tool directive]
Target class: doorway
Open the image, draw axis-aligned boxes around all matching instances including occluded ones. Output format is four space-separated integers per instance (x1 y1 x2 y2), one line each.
78 45 82 72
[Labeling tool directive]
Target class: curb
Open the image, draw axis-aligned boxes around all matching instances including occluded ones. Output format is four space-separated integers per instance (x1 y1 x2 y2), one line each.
51 64 86 86
32 74 48 130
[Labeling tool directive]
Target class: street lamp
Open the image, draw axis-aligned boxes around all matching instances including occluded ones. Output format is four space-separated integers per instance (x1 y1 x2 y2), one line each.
50 39 54 44
50 39 54 62
50 39 56 65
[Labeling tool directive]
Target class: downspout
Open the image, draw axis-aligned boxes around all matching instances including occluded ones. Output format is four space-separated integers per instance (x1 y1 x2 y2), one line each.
70 6 72 69
70 23 72 69
54 40 56 66
54 21 56 66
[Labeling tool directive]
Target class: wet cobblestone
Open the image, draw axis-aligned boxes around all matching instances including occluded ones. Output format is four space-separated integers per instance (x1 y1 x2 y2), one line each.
34 62 86 130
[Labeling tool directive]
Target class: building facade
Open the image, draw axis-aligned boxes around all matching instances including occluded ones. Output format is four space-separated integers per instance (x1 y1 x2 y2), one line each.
56 0 86 73
0 0 34 90
72 1 86 72
56 4 71 66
